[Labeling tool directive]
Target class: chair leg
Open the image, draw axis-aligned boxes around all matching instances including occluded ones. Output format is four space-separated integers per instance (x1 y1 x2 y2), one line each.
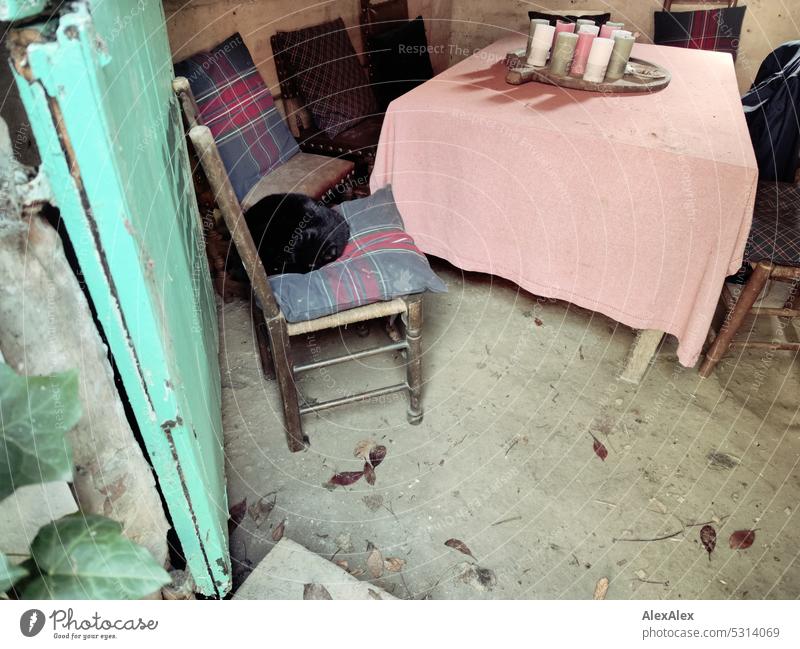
699 261 773 377
404 296 424 425
251 303 275 381
265 316 305 452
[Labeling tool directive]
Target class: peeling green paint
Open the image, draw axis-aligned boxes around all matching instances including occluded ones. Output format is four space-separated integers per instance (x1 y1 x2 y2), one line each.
11 0 229 596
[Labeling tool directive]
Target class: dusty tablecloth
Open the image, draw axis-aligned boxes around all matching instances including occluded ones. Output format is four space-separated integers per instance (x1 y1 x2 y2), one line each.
370 36 758 367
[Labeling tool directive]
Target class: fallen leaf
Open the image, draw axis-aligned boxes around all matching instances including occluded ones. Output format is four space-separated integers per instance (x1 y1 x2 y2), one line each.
366 541 384 578
593 577 609 600
335 559 349 570
247 494 276 526
303 583 332 600
228 498 247 535
367 588 382 600
384 557 406 572
700 524 716 561
364 462 376 486
445 538 475 560
354 439 377 460
328 471 364 486
458 562 496 591
349 568 365 577
534 317 543 327
368 445 387 468
729 529 756 550
272 519 286 542
592 435 608 461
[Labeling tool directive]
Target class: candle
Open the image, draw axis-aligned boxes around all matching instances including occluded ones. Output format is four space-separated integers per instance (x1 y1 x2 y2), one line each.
605 33 635 81
583 37 615 83
614 29 633 39
526 18 551 58
527 23 556 67
578 24 600 36
569 31 596 77
575 19 595 31
599 21 625 39
553 20 576 45
549 31 579 76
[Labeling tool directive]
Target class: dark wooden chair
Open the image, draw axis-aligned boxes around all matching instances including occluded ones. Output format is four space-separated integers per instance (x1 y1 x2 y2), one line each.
700 181 800 376
187 123 425 452
360 0 409 86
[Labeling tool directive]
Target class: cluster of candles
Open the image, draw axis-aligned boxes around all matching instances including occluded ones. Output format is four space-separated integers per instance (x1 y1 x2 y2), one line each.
525 18 635 83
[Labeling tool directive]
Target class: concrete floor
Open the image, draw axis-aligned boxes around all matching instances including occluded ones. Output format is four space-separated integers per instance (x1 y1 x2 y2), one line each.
219 259 800 599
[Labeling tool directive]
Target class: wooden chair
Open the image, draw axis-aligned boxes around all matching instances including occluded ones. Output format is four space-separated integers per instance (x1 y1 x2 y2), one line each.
663 0 737 10
360 0 409 86
186 123 425 452
700 181 800 377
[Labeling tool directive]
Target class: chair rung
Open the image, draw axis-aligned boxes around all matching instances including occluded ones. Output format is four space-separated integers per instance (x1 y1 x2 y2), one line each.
299 383 408 415
293 341 407 373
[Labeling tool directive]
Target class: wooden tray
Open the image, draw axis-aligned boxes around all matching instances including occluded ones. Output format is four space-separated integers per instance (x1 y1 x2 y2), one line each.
506 57 671 94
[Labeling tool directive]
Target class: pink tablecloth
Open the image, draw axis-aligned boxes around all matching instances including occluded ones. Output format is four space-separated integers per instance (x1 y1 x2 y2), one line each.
370 37 758 367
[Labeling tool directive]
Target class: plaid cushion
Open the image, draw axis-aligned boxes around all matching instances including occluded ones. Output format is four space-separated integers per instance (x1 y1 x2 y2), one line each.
174 34 300 203
744 182 800 266
278 18 378 138
269 186 447 322
654 6 746 60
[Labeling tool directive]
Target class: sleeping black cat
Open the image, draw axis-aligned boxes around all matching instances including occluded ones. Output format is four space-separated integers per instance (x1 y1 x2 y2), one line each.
244 193 350 275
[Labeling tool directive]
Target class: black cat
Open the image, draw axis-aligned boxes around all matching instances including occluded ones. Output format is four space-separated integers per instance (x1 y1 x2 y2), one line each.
244 193 350 275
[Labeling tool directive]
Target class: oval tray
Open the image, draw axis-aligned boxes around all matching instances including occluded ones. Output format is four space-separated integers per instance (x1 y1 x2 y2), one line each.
506 57 670 93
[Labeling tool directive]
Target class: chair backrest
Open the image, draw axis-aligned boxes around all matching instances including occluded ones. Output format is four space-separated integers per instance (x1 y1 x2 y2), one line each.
360 0 408 41
173 79 282 319
662 0 737 10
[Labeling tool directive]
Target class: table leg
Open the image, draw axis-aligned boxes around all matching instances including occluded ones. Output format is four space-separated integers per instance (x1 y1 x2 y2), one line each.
620 329 664 384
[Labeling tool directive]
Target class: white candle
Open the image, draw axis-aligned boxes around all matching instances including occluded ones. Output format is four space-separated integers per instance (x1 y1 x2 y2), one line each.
526 23 556 67
578 24 600 36
582 37 615 83
526 19 551 58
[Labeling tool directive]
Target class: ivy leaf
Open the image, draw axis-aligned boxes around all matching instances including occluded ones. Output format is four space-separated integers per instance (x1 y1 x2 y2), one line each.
0 551 28 592
21 513 169 599
0 364 80 500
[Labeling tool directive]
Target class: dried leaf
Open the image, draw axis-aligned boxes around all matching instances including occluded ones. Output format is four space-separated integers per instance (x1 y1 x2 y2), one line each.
272 519 286 542
534 317 543 327
592 435 608 461
335 559 349 570
700 524 716 560
593 577 609 600
328 471 364 487
228 498 247 535
458 562 496 591
247 494 276 526
364 462 376 486
303 583 332 600
354 439 377 460
367 588 382 600
349 568 365 577
366 541 384 578
368 445 387 468
445 538 475 559
384 557 406 572
729 529 756 550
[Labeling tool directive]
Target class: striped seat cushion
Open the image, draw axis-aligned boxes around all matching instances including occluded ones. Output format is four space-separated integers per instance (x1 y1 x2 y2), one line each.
269 186 447 322
654 6 746 60
745 182 800 267
174 33 300 202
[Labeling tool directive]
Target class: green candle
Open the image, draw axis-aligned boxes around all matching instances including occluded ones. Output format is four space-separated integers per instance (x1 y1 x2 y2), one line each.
549 32 579 77
605 33 635 81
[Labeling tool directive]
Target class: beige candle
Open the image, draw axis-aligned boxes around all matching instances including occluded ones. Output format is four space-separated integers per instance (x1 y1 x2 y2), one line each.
549 32 579 77
605 33 635 81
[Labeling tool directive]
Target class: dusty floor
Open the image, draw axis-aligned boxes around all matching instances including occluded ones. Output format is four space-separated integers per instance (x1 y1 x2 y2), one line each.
219 259 800 599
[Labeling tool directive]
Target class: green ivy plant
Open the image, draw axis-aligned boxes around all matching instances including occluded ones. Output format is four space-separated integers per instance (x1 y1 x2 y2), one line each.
0 363 170 599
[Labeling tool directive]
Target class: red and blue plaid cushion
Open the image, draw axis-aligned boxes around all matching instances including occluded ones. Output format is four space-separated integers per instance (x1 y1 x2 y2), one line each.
269 186 447 322
654 6 746 60
745 182 800 266
175 34 300 202
277 18 378 138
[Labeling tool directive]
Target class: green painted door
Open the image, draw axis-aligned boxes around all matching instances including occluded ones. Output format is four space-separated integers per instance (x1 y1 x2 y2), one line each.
10 0 230 596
